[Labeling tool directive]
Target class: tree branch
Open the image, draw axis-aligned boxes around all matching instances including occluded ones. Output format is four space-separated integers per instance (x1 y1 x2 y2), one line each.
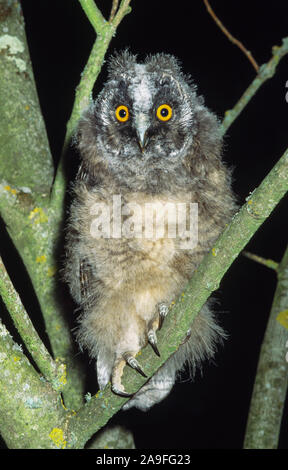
244 244 288 448
0 0 54 196
0 181 86 409
0 256 67 391
78 0 107 33
243 251 279 271
112 0 132 29
0 1 85 410
0 318 69 449
221 37 288 134
109 0 120 22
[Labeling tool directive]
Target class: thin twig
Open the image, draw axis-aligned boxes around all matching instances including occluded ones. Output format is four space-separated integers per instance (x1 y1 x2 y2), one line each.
78 0 106 32
221 37 288 134
243 251 279 271
203 0 259 72
109 0 119 22
112 0 132 29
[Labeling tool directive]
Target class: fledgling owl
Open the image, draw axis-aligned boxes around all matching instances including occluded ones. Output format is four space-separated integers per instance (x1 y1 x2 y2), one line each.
64 51 236 411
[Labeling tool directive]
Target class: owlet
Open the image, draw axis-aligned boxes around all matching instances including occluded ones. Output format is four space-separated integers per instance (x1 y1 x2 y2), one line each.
64 51 236 411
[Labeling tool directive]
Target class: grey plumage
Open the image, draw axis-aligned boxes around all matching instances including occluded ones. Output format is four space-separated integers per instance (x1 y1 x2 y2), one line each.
64 51 236 411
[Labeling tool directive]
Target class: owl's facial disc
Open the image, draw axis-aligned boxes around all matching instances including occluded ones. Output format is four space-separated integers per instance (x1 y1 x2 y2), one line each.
96 64 194 166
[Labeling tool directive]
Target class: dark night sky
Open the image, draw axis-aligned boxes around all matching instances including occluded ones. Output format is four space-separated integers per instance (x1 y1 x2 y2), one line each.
3 0 288 449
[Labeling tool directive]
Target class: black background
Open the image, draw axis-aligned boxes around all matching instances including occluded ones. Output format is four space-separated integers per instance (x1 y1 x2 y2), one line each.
1 0 288 449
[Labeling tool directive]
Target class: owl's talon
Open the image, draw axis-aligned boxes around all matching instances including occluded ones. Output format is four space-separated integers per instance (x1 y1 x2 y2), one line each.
111 384 133 398
123 353 147 378
158 302 169 330
148 330 160 357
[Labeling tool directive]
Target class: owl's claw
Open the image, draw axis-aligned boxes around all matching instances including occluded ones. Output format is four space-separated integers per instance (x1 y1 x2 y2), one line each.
111 384 133 398
158 302 169 330
148 330 160 357
123 353 147 378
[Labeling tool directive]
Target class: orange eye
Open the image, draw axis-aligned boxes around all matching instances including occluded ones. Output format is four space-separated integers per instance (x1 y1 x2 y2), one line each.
156 104 172 121
115 105 129 122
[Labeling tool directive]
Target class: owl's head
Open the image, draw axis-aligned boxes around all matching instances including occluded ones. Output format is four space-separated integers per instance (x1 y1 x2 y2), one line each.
77 51 221 186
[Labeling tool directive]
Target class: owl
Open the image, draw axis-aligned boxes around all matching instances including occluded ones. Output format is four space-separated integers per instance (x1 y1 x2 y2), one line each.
64 51 236 411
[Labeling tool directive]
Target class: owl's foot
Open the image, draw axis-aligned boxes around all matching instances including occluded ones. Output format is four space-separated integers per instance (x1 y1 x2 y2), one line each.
158 302 169 330
110 302 170 397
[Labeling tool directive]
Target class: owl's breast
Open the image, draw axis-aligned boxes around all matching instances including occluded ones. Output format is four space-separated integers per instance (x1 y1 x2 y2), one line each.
87 190 194 286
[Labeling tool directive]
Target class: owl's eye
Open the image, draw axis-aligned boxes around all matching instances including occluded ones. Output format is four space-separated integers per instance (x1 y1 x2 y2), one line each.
156 104 173 122
115 105 129 122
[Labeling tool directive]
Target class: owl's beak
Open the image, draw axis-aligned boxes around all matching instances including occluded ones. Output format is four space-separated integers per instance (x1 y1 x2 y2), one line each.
135 114 149 151
137 129 149 151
